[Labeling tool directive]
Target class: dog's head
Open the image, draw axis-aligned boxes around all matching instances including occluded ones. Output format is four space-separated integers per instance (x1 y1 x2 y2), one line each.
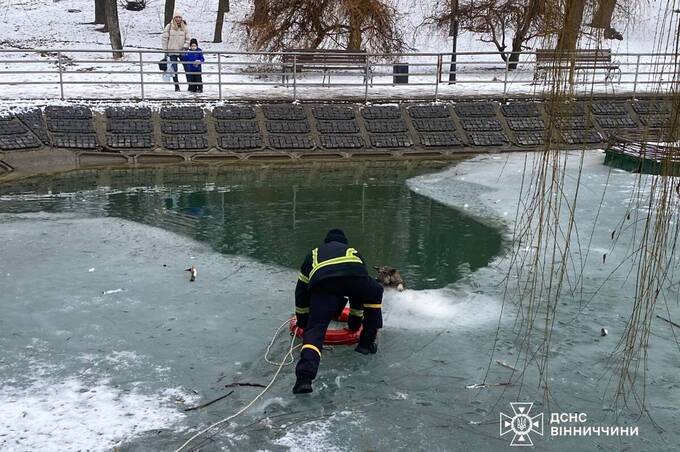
373 266 405 291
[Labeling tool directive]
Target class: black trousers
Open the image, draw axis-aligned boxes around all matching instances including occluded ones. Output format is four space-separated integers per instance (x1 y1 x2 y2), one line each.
295 276 383 381
186 72 203 92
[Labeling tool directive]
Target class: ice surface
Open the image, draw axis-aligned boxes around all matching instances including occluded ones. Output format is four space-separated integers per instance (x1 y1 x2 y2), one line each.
1 154 679 450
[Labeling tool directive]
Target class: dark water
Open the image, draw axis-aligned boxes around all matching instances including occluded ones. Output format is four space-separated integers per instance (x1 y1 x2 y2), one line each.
0 162 503 289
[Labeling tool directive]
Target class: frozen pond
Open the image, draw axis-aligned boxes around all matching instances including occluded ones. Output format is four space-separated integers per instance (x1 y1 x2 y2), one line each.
1 156 679 451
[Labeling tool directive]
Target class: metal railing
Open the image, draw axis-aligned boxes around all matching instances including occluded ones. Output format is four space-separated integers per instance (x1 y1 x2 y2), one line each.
0 48 678 102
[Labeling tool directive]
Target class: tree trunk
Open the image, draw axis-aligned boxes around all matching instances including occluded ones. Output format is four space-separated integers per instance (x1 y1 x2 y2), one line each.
592 0 616 29
348 10 362 50
213 0 230 43
94 0 106 24
105 0 123 59
507 0 540 70
253 0 267 25
164 0 176 27
556 0 586 53
449 0 459 83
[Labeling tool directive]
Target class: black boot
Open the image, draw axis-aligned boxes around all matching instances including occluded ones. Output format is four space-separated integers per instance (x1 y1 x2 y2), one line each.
355 343 378 355
293 377 313 394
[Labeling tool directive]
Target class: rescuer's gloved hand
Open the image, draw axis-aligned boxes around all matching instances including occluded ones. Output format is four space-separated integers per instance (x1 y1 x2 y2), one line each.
296 313 308 329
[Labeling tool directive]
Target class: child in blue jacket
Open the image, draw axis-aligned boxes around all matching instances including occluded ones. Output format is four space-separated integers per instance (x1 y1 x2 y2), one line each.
182 38 205 92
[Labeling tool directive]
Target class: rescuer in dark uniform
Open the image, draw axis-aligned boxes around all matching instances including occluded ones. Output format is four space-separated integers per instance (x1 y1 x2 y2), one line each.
293 228 383 394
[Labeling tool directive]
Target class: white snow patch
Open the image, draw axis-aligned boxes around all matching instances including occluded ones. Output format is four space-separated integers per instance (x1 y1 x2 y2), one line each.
0 377 192 452
382 288 500 330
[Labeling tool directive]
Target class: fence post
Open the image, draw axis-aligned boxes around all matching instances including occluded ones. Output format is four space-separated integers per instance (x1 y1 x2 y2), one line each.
503 54 510 100
139 51 145 100
57 51 64 100
364 54 370 103
218 53 222 101
434 54 442 101
293 54 297 101
633 54 641 97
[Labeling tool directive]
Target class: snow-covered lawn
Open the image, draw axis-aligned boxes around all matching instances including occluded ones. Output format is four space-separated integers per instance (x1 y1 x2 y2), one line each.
0 0 672 101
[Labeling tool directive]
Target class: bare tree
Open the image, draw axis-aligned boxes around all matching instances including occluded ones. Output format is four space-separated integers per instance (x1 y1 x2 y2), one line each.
429 0 560 69
242 0 405 54
591 0 617 29
94 0 106 25
253 0 268 25
556 0 587 52
105 0 124 58
214 0 231 43
164 0 176 27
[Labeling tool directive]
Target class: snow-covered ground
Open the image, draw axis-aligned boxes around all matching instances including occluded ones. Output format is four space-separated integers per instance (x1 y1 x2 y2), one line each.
0 0 675 101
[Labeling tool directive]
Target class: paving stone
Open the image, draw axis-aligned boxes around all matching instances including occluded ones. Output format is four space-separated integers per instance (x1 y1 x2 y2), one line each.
501 103 541 117
262 104 306 120
52 133 98 149
369 133 411 148
454 102 497 117
506 117 545 131
0 134 42 150
364 119 407 133
595 116 638 129
107 119 153 134
16 110 50 144
161 120 207 134
407 105 450 119
268 134 314 149
217 134 263 150
213 106 256 120
466 131 508 146
361 106 401 120
316 120 359 134
632 100 672 115
312 105 355 120
419 132 463 147
105 106 152 119
554 116 593 130
45 105 92 119
590 102 628 115
106 134 154 149
460 118 503 132
560 130 603 144
162 135 208 150
47 118 95 133
639 115 671 128
215 120 259 134
266 120 310 134
550 103 586 117
515 131 549 146
412 118 456 132
0 119 29 135
320 134 364 149
160 106 204 120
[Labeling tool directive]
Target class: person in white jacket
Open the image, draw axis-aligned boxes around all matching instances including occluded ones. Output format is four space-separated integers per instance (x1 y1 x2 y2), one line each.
161 10 191 91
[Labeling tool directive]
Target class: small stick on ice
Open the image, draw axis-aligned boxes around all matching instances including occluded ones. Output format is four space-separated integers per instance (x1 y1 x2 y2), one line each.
656 314 680 329
184 390 234 412
495 360 518 372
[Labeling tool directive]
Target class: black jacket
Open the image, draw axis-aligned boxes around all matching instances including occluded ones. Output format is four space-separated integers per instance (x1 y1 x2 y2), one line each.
294 229 368 322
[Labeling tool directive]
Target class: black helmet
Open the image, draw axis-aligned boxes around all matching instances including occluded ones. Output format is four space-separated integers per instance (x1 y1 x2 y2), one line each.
324 228 348 244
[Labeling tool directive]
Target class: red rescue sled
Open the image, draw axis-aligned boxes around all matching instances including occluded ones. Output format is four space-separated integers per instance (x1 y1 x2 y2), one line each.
289 307 362 345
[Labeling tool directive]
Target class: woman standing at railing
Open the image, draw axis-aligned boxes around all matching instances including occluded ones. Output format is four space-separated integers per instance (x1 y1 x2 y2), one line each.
161 10 190 92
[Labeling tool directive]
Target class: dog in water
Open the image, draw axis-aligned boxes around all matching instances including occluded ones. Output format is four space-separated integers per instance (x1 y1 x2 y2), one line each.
373 266 405 291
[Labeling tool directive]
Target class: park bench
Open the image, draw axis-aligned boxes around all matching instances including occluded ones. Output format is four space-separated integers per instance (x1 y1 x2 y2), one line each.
282 49 373 86
533 48 620 83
